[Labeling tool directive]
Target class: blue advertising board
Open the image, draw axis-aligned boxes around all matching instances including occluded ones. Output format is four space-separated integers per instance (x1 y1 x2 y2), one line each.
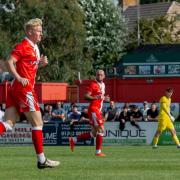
43 123 94 146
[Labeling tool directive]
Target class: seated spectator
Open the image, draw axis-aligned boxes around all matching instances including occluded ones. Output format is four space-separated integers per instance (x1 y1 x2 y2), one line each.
51 101 65 122
67 102 77 118
43 105 53 123
147 103 159 121
68 105 81 125
79 107 89 123
118 105 131 131
140 101 149 121
104 101 119 122
129 105 142 130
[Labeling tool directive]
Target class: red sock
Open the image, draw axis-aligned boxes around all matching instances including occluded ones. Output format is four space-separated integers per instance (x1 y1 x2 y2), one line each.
32 130 43 154
96 133 103 151
77 132 92 141
0 122 6 135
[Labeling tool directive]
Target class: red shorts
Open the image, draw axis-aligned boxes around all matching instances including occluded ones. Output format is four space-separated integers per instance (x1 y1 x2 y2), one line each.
88 108 104 127
6 87 40 113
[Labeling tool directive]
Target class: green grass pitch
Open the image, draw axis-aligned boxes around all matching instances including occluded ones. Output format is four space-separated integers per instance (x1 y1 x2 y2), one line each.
0 145 180 180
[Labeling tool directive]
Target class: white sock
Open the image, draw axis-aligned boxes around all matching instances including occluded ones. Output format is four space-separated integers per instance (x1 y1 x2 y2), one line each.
37 153 46 163
96 149 101 154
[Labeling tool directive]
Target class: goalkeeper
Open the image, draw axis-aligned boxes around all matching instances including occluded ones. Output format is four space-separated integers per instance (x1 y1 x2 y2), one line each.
153 88 180 148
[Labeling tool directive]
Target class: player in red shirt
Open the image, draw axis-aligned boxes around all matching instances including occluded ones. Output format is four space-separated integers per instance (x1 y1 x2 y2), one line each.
69 70 110 156
0 18 59 169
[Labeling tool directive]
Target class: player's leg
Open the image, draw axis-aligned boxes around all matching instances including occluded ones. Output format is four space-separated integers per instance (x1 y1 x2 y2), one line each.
24 111 60 169
69 110 95 152
152 130 162 148
94 125 105 156
69 131 94 152
167 121 180 147
0 106 19 134
153 119 165 148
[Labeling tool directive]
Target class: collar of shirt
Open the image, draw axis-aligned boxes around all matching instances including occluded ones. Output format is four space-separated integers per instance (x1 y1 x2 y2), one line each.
25 37 40 60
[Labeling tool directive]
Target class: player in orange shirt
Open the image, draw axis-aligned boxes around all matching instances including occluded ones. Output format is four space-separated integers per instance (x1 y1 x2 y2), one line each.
69 70 110 156
0 18 59 169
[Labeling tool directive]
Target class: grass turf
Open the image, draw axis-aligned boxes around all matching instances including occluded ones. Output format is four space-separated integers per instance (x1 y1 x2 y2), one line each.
0 145 180 180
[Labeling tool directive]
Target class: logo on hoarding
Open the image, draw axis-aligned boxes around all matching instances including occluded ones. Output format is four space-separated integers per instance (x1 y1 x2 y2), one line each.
43 124 58 145
104 129 146 138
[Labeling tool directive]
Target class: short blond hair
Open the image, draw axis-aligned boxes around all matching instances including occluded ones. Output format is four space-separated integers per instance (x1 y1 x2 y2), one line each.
24 18 42 32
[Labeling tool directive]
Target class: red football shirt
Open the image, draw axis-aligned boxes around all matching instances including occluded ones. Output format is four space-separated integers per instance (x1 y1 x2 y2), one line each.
87 80 105 111
10 38 40 92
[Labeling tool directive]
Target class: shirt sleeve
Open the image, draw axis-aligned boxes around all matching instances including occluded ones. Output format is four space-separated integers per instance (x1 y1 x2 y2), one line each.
86 81 94 95
11 44 23 61
160 96 167 103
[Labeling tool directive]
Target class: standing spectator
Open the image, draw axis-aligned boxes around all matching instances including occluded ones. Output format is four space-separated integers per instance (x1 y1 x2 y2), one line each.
69 69 110 156
0 18 59 168
104 101 119 122
51 101 65 122
79 107 89 123
147 103 159 121
129 105 142 130
140 101 149 121
43 105 53 123
118 105 131 131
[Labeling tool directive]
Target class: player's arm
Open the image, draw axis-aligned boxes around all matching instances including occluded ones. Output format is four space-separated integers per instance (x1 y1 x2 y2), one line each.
6 55 29 86
161 102 170 116
84 92 100 101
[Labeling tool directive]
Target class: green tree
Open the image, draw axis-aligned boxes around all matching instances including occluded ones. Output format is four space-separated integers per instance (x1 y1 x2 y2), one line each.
79 0 128 71
139 15 180 44
127 14 180 49
0 0 90 83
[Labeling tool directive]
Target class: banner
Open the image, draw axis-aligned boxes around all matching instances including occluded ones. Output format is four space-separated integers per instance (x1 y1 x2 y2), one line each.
0 122 94 146
103 122 157 145
59 123 94 146
0 123 32 144
1 122 180 146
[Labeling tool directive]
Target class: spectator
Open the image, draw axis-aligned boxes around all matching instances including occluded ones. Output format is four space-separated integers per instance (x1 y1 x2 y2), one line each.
67 102 77 118
79 107 89 123
140 101 150 121
51 101 65 122
104 101 119 122
118 105 131 131
68 105 81 125
43 105 53 123
147 103 159 121
129 105 142 130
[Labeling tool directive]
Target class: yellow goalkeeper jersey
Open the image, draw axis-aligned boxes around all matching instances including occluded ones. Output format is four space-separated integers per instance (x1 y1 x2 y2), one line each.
158 96 171 120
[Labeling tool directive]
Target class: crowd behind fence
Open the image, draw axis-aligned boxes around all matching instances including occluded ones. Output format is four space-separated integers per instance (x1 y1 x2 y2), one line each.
1 101 180 126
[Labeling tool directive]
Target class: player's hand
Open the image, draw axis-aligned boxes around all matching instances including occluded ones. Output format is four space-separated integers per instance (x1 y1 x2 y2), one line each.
40 55 48 67
94 95 103 100
170 115 175 122
17 77 29 86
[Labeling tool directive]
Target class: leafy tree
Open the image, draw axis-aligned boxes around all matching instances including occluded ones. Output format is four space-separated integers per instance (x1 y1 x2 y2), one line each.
0 0 90 83
79 0 128 71
139 15 180 44
127 14 180 49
